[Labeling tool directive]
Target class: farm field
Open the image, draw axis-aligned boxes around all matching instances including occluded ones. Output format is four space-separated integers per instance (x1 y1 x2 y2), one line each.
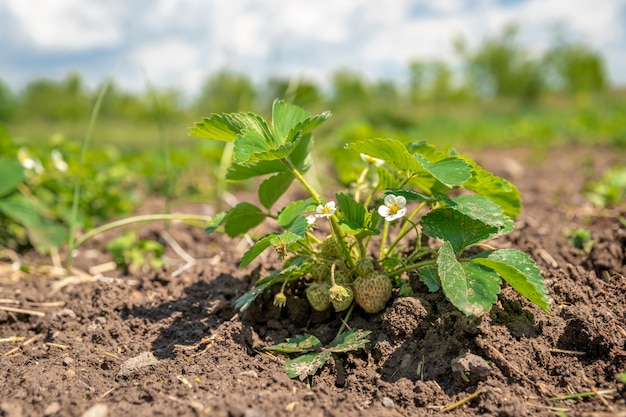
1 74 626 416
1 133 626 416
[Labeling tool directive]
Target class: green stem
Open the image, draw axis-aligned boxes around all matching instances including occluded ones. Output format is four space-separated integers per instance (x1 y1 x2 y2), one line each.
281 158 322 204
379 220 390 261
281 157 354 269
388 259 437 278
66 69 117 272
73 214 213 249
405 247 435 264
353 166 370 204
336 302 356 337
385 203 424 256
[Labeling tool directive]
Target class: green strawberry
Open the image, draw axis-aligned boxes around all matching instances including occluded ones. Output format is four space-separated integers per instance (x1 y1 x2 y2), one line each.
318 236 342 260
331 285 354 312
354 257 374 277
305 282 331 311
353 272 393 313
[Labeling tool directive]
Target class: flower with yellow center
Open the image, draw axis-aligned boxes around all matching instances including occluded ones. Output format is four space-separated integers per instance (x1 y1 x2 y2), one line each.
314 201 336 218
360 153 385 167
378 194 407 221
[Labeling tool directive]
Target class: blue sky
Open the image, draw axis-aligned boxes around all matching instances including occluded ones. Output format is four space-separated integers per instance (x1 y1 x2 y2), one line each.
1 0 625 97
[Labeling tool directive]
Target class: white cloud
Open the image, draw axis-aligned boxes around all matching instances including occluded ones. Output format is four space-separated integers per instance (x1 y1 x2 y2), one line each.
129 39 204 93
6 0 122 50
1 0 625 93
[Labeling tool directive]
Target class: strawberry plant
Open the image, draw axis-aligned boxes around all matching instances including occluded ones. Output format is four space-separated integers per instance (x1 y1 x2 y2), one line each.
189 100 550 378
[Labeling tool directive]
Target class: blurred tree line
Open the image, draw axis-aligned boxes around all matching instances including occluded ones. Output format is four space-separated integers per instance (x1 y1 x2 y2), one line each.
0 25 611 125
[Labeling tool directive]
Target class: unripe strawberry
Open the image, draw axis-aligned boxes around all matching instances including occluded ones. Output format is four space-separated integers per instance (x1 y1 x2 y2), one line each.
333 268 352 285
318 236 342 260
305 282 331 311
353 272 393 313
354 257 374 277
331 285 354 312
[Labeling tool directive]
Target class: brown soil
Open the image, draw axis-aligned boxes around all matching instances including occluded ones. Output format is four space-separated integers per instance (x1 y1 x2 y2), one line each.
1 144 625 417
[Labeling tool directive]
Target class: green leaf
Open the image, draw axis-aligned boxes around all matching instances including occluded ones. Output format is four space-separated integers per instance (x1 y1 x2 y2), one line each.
235 140 296 164
0 193 41 227
460 156 522 219
438 241 501 316
472 249 550 312
233 128 273 163
255 256 308 287
27 217 67 255
205 212 227 235
259 172 294 209
223 203 266 237
449 195 514 234
421 208 500 253
286 134 313 173
272 100 312 145
226 160 288 181
279 215 308 241
377 166 401 190
288 111 331 142
415 155 472 187
418 266 441 292
234 281 273 311
235 259 307 310
350 138 421 173
189 112 272 142
265 334 322 354
0 158 24 197
0 193 66 254
336 192 366 229
277 198 316 228
239 235 275 268
327 329 371 353
284 351 331 380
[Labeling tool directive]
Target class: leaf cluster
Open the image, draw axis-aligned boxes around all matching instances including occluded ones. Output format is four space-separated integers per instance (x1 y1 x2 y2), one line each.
265 329 371 380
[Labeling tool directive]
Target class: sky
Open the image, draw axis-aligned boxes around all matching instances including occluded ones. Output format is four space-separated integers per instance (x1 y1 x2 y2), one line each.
1 0 625 98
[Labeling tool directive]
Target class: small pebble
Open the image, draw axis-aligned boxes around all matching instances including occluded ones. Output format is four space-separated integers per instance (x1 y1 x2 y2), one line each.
243 409 266 417
62 357 74 367
44 402 61 415
82 403 108 417
117 352 159 378
382 397 395 408
1 401 23 417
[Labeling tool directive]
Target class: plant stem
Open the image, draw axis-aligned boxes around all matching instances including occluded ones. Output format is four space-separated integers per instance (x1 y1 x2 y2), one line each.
388 259 437 278
281 157 354 269
383 202 425 261
73 214 213 249
379 220 390 261
353 167 370 203
336 302 356 337
66 69 117 272
281 158 322 204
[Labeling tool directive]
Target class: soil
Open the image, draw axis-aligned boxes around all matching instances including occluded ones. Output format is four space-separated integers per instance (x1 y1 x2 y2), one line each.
1 144 625 417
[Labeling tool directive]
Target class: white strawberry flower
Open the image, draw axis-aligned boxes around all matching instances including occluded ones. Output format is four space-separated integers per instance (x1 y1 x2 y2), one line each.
315 201 336 218
51 149 68 172
378 194 407 221
17 147 43 173
360 153 385 167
